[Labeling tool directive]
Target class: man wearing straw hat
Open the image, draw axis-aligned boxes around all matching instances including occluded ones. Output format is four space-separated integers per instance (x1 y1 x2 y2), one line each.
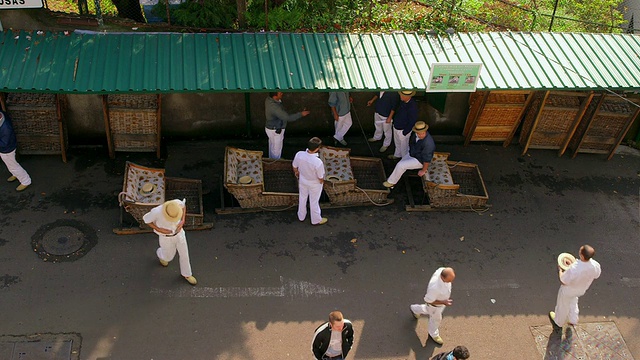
292 137 327 225
549 244 601 331
387 90 418 160
0 110 31 192
383 121 435 188
143 199 197 285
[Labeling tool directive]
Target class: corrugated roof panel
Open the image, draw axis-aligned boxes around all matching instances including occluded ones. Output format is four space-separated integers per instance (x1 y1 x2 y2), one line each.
598 35 638 87
2 30 640 93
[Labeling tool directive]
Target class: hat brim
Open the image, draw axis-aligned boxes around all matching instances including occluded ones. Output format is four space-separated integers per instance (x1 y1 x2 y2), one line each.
326 176 341 182
557 252 576 270
139 184 157 196
399 91 416 97
238 176 253 184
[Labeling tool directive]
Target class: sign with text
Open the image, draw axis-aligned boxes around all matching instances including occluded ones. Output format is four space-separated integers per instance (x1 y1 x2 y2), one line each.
0 0 43 9
427 63 482 92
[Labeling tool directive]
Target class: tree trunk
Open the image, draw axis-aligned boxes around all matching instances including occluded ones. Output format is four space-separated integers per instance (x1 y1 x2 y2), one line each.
112 0 147 23
236 0 247 28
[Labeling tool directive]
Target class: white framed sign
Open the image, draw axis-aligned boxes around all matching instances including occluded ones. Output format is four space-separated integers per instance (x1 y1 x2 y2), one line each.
426 62 483 92
0 0 44 9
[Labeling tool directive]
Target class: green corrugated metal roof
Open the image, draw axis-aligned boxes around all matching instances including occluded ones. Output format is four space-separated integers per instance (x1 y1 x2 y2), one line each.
1 30 640 93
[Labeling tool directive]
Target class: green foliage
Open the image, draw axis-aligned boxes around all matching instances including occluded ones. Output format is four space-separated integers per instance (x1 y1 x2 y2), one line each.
153 0 237 28
47 0 118 16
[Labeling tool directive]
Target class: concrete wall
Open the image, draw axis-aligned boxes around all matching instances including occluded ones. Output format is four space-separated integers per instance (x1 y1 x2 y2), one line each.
61 91 470 145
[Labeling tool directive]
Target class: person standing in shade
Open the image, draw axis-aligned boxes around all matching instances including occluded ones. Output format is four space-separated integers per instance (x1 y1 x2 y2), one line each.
292 137 327 225
410 267 456 345
388 90 418 160
265 92 311 159
549 244 601 331
431 345 470 360
143 199 197 285
328 92 352 146
366 91 400 153
311 310 355 360
383 121 434 188
0 110 31 192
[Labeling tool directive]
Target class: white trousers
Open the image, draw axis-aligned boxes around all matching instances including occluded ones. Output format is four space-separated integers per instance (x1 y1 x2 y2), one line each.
387 154 422 185
0 150 31 185
333 112 352 141
410 303 445 337
156 230 192 277
298 181 323 224
265 127 285 160
554 286 581 327
372 112 393 147
392 128 411 158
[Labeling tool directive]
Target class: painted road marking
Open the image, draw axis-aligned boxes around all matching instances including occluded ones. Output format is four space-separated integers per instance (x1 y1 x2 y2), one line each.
458 279 520 290
151 276 344 298
620 277 640 287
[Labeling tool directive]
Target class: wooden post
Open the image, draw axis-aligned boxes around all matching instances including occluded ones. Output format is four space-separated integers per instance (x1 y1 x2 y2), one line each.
102 95 114 159
463 91 489 146
55 94 67 163
156 94 162 159
571 93 605 158
521 90 550 155
558 91 594 157
608 102 640 160
504 91 534 147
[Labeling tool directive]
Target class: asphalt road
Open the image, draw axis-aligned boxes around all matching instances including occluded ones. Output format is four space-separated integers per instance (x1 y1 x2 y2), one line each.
0 137 638 360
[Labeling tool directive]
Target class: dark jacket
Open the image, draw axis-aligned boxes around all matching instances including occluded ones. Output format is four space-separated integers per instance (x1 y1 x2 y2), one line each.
265 96 303 130
409 131 435 164
311 320 354 359
431 351 453 360
375 91 400 117
0 111 18 154
392 98 418 135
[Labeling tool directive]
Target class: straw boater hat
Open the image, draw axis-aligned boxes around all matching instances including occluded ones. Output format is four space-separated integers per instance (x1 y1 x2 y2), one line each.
139 183 157 197
238 175 253 184
557 252 576 271
399 90 416 97
412 121 429 133
162 200 183 222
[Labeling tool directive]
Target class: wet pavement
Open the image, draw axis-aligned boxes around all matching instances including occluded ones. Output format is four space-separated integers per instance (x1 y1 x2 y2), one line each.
0 134 638 359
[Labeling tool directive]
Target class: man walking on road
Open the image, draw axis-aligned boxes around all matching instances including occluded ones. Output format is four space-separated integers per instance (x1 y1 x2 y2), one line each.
265 92 311 159
0 110 31 191
311 310 355 360
410 267 455 345
293 137 327 225
549 245 601 331
143 199 197 285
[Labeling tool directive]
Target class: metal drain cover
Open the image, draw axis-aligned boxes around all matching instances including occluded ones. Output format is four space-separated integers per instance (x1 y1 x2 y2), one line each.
31 220 97 262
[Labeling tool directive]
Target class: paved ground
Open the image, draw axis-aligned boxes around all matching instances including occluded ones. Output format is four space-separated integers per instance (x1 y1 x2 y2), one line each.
0 135 638 360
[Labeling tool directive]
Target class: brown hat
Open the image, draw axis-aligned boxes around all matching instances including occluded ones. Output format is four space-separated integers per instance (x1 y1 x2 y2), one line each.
412 121 429 133
399 90 416 97
162 199 183 222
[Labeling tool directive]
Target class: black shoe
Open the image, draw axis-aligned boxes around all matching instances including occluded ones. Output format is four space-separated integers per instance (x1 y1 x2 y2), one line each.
548 311 562 331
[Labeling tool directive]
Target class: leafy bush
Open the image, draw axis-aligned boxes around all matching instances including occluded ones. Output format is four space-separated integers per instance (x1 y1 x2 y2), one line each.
153 0 236 28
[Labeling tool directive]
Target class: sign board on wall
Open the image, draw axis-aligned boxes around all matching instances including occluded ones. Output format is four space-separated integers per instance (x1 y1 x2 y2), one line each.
427 63 482 92
0 0 43 9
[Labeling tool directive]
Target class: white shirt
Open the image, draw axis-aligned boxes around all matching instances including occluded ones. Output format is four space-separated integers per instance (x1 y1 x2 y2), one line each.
142 199 186 236
324 330 342 357
292 150 324 186
560 258 601 296
423 267 452 306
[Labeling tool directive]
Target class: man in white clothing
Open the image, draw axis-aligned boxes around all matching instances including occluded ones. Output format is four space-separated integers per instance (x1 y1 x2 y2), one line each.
292 137 327 225
328 92 352 146
410 267 455 345
549 244 601 331
143 199 197 285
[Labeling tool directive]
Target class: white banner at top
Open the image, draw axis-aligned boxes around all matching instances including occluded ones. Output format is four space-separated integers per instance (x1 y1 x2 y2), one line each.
0 0 44 9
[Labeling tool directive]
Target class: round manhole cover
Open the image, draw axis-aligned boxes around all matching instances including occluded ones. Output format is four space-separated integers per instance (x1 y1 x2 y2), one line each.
31 219 97 262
